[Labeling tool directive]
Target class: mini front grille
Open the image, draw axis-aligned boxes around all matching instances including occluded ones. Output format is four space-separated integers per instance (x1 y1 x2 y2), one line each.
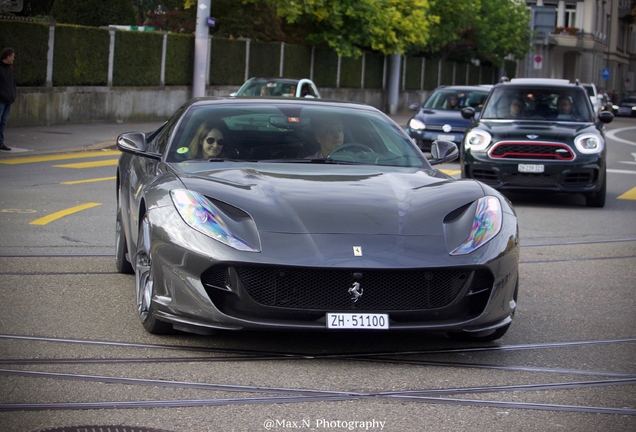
231 267 493 311
471 169 500 184
562 171 594 186
490 142 574 160
426 125 467 133
503 173 559 187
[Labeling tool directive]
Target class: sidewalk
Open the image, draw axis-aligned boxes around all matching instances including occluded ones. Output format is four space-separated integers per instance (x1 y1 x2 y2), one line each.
0 121 165 158
0 113 412 158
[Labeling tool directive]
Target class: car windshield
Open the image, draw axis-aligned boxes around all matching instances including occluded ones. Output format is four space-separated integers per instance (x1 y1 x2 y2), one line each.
166 103 425 167
236 79 298 97
619 96 636 104
423 89 489 111
481 86 593 121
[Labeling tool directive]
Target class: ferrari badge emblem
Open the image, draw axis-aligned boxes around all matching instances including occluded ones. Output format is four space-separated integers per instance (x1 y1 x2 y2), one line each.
348 282 364 302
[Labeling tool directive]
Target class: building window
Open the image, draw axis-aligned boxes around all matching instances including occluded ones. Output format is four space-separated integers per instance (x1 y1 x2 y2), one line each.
564 4 576 27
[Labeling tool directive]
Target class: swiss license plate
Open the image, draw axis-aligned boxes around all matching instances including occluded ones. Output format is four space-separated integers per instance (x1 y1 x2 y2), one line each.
518 164 545 173
437 134 455 141
327 313 389 329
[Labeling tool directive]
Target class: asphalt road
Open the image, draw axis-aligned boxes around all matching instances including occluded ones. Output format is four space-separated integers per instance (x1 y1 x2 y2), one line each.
0 117 635 432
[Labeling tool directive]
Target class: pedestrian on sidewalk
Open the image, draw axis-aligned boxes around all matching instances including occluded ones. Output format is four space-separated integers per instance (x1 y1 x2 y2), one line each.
0 47 17 151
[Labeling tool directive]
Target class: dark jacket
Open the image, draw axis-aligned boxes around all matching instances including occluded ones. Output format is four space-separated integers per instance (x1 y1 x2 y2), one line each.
0 61 16 105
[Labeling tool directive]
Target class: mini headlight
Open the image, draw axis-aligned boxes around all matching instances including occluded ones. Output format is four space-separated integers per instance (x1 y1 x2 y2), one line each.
408 118 426 130
464 130 492 151
171 189 259 252
574 134 603 154
450 196 502 255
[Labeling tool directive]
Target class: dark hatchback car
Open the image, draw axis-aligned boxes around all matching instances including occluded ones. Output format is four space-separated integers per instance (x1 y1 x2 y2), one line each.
460 78 614 207
612 95 636 117
406 85 491 151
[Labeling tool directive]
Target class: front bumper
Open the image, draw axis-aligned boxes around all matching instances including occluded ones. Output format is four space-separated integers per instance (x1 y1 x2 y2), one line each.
406 127 464 151
143 206 520 334
462 150 605 193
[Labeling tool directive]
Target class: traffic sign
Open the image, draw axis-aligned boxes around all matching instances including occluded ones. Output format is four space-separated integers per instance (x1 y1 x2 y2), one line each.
602 68 610 79
207 17 216 27
533 55 543 70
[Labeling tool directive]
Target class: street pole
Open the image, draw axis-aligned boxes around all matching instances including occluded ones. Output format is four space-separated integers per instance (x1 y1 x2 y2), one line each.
193 0 211 98
387 54 400 114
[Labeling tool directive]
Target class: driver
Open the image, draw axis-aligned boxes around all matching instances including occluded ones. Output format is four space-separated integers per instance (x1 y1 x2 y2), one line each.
309 116 344 158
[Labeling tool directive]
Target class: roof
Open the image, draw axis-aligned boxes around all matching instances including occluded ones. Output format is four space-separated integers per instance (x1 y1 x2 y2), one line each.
508 78 572 86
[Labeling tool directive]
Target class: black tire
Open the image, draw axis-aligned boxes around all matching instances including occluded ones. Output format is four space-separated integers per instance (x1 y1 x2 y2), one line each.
115 207 134 274
447 323 511 342
585 172 606 208
135 215 173 334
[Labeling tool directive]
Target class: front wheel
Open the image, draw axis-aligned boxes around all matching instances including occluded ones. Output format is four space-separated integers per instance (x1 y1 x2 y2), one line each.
585 172 606 208
135 215 172 334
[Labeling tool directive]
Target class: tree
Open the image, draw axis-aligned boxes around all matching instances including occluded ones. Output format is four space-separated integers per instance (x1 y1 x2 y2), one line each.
258 0 436 57
51 0 136 27
423 0 531 66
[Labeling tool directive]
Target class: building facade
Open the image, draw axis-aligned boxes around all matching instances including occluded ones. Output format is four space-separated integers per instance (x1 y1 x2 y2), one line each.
519 0 635 96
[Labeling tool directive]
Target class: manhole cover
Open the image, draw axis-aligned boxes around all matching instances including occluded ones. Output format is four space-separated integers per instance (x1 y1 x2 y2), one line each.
39 427 174 432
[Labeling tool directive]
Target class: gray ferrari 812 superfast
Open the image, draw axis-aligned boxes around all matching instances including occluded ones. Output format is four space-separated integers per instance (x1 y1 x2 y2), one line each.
116 97 519 341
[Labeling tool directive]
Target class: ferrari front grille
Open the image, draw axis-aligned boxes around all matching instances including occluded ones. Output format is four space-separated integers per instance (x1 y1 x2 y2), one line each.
489 142 575 160
227 267 494 311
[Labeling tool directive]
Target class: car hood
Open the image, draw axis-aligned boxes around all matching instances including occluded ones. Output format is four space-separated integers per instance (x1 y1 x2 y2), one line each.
476 120 600 141
414 110 469 127
175 164 486 235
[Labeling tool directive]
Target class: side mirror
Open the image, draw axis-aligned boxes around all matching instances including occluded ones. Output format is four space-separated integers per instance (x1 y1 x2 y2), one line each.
117 132 161 160
429 140 459 165
461 106 476 120
408 103 420 111
598 111 614 124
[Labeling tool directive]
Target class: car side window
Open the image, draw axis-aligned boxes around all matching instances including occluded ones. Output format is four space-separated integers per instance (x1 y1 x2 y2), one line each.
155 107 184 155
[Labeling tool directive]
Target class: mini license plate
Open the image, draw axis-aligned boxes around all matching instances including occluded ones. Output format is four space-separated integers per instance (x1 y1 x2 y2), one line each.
327 313 389 329
518 164 545 173
437 134 455 141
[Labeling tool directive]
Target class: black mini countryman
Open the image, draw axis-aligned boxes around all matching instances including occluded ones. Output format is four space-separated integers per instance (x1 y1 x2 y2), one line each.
460 78 614 207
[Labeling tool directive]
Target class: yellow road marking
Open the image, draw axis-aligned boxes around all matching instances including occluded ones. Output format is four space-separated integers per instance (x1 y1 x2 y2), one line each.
30 203 102 226
0 150 120 165
62 176 116 185
54 159 119 168
617 187 636 200
440 169 461 176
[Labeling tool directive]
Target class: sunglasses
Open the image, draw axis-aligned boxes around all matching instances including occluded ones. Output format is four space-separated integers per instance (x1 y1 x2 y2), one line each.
205 137 225 146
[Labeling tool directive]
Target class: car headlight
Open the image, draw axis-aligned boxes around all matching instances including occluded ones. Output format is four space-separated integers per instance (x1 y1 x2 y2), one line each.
170 189 259 252
464 130 492 151
450 196 502 256
574 134 604 154
408 118 426 130
612 105 618 110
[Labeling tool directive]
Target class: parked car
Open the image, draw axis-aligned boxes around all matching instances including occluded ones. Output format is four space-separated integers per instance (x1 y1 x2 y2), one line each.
460 78 614 207
582 83 601 115
612 95 636 117
116 97 519 341
406 85 491 151
233 77 321 98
